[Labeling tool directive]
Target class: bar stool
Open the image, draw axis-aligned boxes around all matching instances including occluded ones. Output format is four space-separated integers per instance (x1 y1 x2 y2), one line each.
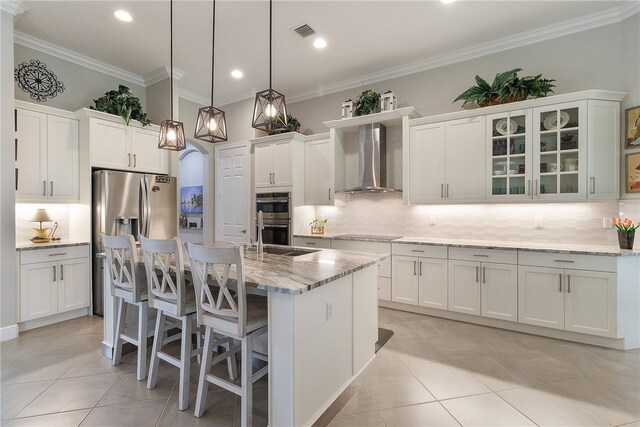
187 242 268 426
102 233 149 381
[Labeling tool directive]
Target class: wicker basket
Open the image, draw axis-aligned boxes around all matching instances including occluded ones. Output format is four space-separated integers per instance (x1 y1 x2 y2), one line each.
479 94 528 107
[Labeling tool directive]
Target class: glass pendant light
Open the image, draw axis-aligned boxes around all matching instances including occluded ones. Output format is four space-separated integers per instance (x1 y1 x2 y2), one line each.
194 0 227 142
158 0 186 151
251 0 287 133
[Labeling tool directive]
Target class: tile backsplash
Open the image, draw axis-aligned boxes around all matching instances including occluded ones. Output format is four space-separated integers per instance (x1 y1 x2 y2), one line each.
15 204 87 243
314 194 640 246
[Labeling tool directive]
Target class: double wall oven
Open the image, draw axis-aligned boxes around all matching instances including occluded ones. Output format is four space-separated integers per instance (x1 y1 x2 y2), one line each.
255 192 291 245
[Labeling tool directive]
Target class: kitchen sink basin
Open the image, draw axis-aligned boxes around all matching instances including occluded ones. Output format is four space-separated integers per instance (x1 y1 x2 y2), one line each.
246 246 319 257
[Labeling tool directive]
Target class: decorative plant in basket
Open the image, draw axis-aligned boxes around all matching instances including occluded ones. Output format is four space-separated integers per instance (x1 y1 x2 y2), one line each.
453 68 555 108
269 113 301 135
611 217 639 250
309 218 328 235
354 89 381 116
91 85 151 126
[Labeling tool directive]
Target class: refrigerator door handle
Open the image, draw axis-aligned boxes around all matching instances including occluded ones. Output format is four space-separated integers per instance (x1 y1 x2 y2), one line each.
140 178 148 238
143 177 151 237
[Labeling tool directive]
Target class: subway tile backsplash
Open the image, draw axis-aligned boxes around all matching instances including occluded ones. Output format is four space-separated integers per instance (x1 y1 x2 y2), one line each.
314 193 640 246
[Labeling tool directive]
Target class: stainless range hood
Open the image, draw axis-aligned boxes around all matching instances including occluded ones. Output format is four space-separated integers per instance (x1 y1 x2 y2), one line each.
342 123 401 193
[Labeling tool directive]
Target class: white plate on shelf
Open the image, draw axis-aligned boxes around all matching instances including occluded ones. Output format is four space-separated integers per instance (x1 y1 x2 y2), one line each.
543 111 570 130
495 118 518 136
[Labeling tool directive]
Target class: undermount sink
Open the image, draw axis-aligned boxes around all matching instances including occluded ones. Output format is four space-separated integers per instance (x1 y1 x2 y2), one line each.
246 246 319 257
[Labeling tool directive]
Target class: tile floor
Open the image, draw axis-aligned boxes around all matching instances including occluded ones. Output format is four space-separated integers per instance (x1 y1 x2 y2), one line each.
1 308 639 426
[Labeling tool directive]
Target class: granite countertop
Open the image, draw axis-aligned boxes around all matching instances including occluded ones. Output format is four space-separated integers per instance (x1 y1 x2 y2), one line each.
97 244 387 295
16 240 90 251
393 237 640 257
294 233 402 243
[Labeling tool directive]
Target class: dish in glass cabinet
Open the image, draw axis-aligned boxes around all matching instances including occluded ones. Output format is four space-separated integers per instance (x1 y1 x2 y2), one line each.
495 118 518 136
543 111 570 130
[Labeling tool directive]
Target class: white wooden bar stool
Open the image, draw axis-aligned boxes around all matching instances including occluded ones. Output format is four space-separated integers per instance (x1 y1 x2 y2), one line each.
102 233 149 381
187 242 268 427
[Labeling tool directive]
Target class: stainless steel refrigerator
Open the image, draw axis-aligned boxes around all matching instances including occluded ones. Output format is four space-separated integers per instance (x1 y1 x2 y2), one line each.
92 170 177 315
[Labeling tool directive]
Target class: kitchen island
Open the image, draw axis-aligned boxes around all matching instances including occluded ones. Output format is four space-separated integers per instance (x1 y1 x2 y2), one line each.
100 244 385 426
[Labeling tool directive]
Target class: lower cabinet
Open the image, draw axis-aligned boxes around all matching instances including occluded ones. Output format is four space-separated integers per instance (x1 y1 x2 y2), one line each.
392 255 419 305
19 246 91 323
518 265 617 337
392 255 448 308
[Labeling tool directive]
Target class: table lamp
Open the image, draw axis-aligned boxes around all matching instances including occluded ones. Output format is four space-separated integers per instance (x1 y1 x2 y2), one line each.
29 208 53 243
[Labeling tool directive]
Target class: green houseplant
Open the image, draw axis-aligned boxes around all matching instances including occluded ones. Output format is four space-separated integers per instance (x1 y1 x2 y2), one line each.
309 218 328 235
453 68 555 108
269 113 301 135
91 85 151 126
354 89 381 116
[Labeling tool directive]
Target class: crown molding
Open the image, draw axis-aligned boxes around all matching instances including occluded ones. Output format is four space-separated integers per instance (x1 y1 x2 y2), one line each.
144 66 184 86
0 1 27 16
287 2 639 104
179 88 255 109
14 31 146 86
178 89 209 107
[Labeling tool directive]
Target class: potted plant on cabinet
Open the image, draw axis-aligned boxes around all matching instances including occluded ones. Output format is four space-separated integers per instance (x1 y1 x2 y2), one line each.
453 68 555 108
354 89 381 116
269 113 301 135
90 85 151 126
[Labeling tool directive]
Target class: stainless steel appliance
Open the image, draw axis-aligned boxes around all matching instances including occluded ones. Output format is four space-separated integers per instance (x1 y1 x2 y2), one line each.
92 170 177 315
255 192 290 246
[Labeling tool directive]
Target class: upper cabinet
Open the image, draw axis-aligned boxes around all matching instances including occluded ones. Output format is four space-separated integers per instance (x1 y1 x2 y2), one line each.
406 90 625 204
251 132 305 189
15 104 79 203
76 109 167 174
304 133 345 206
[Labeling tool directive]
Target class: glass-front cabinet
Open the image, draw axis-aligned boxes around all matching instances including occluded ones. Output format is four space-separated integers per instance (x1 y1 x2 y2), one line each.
486 110 532 200
533 101 587 200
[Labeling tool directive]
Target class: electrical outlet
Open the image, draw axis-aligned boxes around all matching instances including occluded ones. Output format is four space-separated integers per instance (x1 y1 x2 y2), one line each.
429 216 436 225
535 217 544 228
326 301 333 321
603 217 609 229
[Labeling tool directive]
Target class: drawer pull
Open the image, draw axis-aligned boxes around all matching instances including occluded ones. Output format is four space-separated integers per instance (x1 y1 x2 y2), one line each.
473 254 489 258
554 260 575 263
48 252 68 257
411 249 425 253
305 242 316 246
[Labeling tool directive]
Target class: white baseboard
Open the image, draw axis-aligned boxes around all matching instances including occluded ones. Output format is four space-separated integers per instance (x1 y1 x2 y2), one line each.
0 324 19 341
18 308 90 332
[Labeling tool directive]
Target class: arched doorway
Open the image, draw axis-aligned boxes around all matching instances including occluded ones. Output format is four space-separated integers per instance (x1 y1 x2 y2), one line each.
178 140 213 243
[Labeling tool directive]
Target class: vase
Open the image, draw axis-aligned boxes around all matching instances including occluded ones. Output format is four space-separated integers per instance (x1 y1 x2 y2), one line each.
617 229 635 250
311 225 324 235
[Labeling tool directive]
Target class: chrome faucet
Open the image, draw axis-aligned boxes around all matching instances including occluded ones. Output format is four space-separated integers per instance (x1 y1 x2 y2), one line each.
256 210 264 255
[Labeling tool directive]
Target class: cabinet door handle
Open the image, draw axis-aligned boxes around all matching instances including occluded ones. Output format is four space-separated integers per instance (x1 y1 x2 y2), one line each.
53 265 56 282
559 274 562 292
128 153 132 167
328 188 331 200
419 261 423 276
482 267 486 283
534 179 538 196
446 183 450 198
590 177 595 194
273 172 276 184
441 184 444 198
15 138 18 161
527 179 531 196
15 168 18 191
413 260 417 276
50 181 53 196
133 154 137 167
567 274 571 293
475 266 479 283
60 265 64 281
42 181 46 196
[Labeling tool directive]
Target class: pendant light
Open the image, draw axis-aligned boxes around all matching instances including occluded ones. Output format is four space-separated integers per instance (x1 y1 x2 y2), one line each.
194 0 227 142
158 0 186 151
251 0 287 133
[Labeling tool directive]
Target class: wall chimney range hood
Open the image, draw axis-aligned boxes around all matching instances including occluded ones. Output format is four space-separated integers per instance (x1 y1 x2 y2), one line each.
342 123 400 193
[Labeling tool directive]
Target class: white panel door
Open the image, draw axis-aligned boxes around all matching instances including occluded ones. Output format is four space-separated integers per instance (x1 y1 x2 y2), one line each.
518 265 564 330
587 100 619 200
46 116 78 202
378 276 391 301
481 262 518 322
391 255 418 305
20 261 57 321
305 138 333 205
217 145 250 243
90 118 128 169
130 126 164 173
565 270 617 337
448 260 481 315
418 258 448 310
16 108 48 202
254 143 272 188
271 141 292 186
408 123 446 203
58 258 90 313
445 117 486 201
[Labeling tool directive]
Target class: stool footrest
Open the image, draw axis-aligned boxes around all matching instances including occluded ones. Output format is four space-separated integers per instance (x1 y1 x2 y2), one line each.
205 373 242 396
158 351 181 368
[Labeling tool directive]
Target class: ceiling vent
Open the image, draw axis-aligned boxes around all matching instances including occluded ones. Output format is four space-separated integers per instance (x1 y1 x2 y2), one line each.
292 23 316 38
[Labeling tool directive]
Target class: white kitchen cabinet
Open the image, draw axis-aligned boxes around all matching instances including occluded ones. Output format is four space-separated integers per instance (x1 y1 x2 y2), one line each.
18 245 91 324
481 262 518 321
408 123 446 203
392 255 419 305
254 143 273 187
254 141 292 188
518 265 566 330
77 109 166 174
448 260 481 315
305 135 342 205
16 107 78 203
292 236 332 249
378 277 392 301
418 258 448 310
587 100 620 200
445 117 486 201
564 270 617 337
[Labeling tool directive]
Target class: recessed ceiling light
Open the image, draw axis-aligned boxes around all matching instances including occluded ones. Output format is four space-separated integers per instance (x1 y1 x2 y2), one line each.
441 0 456 4
313 38 327 49
231 69 244 79
114 10 133 22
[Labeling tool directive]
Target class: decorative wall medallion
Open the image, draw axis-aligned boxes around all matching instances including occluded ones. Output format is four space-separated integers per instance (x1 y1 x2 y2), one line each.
14 60 65 102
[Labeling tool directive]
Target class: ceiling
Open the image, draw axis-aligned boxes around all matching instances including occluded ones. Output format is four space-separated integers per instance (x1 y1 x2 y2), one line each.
13 1 633 105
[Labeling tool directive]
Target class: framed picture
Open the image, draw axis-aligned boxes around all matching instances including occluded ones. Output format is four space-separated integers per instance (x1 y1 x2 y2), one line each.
625 105 640 148
180 185 203 214
625 152 640 193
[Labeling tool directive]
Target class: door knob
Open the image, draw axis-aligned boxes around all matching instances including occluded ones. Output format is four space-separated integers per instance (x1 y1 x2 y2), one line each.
241 229 246 234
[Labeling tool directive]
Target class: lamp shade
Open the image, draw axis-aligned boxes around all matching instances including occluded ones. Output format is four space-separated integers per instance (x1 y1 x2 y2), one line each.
252 88 288 133
158 119 186 151
29 209 52 223
194 106 227 142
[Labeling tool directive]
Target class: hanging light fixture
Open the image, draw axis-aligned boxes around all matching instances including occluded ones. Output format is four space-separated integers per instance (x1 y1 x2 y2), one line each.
194 0 227 142
251 0 287 133
158 0 186 151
